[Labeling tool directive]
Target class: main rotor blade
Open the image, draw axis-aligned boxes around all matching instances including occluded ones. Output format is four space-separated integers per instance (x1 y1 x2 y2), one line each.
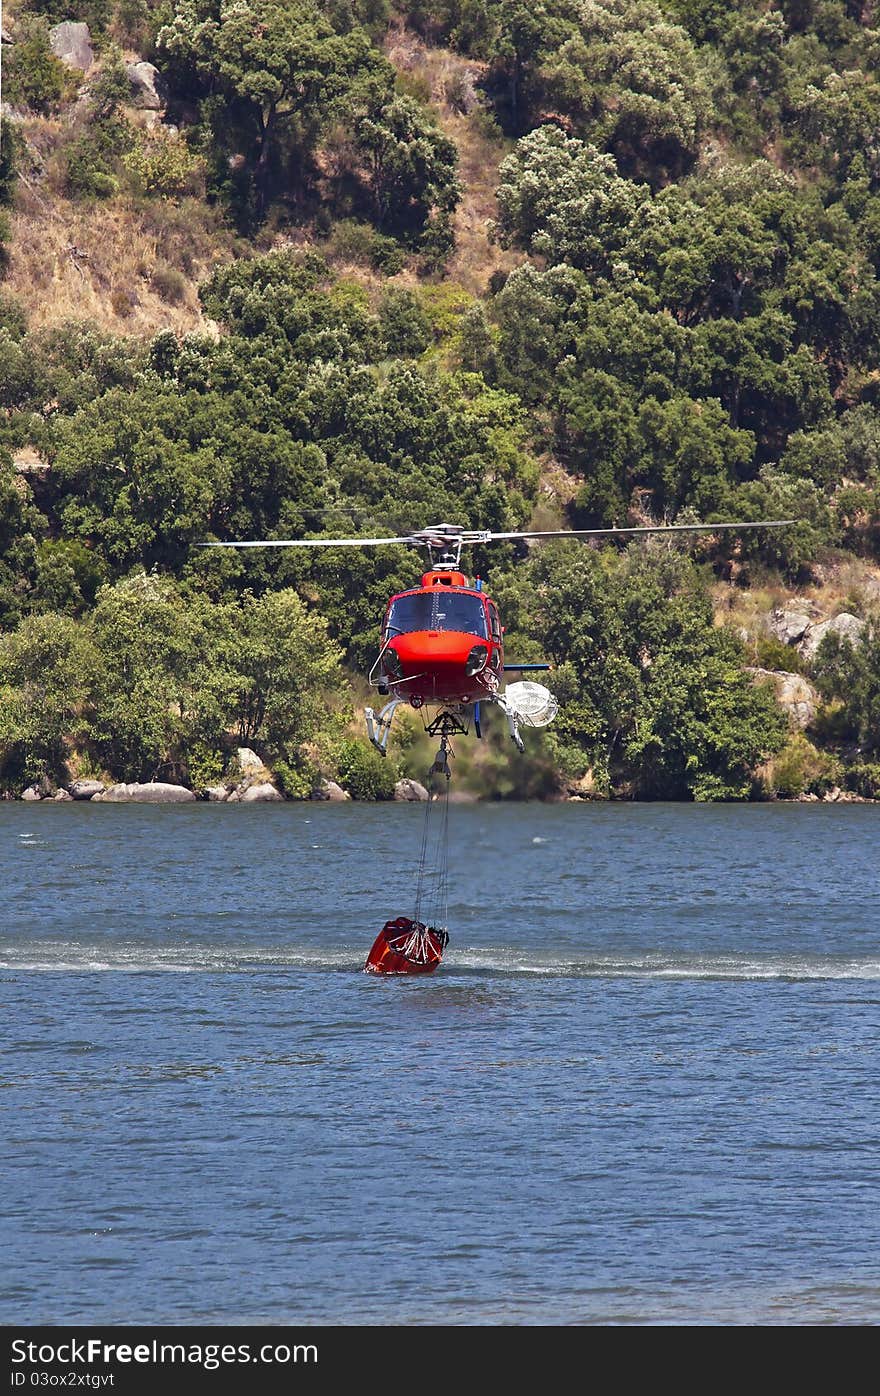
200 519 796 551
477 520 796 543
200 536 418 549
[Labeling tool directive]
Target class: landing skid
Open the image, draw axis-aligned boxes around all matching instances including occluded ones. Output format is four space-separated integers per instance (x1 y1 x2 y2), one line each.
496 693 526 752
365 698 405 754
366 696 526 753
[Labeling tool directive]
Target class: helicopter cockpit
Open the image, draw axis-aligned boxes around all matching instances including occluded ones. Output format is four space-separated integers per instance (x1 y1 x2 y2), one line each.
385 591 488 640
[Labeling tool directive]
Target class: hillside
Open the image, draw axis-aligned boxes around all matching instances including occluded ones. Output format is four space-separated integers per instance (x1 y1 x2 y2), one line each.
1 0 879 803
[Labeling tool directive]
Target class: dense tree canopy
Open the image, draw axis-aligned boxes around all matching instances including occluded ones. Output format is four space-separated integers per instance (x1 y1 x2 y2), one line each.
1 0 880 799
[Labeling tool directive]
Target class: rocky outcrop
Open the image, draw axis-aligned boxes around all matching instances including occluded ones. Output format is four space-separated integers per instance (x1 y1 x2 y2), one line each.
767 606 812 646
822 786 870 803
311 780 350 801
443 68 481 114
799 612 867 662
203 785 228 802
21 785 43 801
125 61 167 110
93 782 196 802
236 747 264 773
240 782 284 802
49 21 93 72
53 789 73 801
748 669 820 729
68 779 106 801
394 779 429 801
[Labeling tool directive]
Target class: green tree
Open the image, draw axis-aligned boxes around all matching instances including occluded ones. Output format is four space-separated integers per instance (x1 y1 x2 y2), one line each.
0 613 99 784
87 573 217 781
530 543 786 798
158 0 388 214
225 587 343 753
537 0 713 179
812 623 880 754
493 125 651 273
351 87 461 242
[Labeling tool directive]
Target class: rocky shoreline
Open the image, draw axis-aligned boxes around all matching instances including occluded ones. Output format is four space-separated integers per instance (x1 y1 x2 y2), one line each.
8 748 439 805
9 779 876 806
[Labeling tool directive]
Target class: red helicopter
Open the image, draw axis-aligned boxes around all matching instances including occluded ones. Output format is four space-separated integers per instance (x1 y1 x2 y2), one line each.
207 519 793 760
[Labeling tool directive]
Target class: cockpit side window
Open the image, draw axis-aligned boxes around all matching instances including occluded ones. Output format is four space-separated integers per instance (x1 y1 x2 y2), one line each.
488 604 501 643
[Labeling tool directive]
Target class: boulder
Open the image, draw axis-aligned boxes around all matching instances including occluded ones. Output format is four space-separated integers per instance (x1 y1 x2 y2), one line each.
394 778 429 801
125 61 167 111
748 669 819 730
236 747 265 773
203 785 228 802
53 789 73 801
311 780 350 802
94 782 196 803
799 612 867 662
67 779 106 801
767 606 812 646
49 21 94 73
21 785 43 801
240 782 284 803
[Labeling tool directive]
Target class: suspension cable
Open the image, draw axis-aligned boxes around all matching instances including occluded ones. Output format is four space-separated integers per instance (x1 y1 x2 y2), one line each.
411 734 452 954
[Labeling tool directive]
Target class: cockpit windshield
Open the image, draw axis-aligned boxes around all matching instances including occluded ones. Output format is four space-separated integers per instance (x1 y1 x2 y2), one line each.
386 591 488 639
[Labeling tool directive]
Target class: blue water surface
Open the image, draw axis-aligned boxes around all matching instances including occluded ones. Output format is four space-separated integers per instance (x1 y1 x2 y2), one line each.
2 802 879 1325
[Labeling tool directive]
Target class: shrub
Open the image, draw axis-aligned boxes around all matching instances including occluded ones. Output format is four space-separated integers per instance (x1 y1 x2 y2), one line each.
843 763 880 800
3 18 70 114
370 232 405 275
329 220 405 274
185 742 224 790
0 118 22 206
62 136 120 199
109 287 135 317
378 287 430 357
0 292 28 342
272 759 313 800
151 265 187 305
468 108 505 144
418 212 455 272
766 734 840 798
335 738 396 799
754 634 806 674
123 129 204 198
417 282 474 343
330 219 376 264
111 0 155 51
395 71 432 106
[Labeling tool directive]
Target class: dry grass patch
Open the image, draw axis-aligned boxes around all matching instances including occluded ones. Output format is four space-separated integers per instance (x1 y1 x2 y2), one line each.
7 185 236 335
384 27 519 294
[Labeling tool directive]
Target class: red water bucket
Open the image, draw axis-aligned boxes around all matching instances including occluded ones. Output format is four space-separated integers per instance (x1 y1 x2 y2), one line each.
364 918 448 975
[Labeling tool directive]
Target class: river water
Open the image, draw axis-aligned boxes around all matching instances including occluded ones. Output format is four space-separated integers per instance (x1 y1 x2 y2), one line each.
2 801 879 1325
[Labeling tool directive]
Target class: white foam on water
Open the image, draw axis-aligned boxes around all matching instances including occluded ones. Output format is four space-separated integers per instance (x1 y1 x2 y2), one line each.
2 941 880 981
0 942 363 973
444 947 880 981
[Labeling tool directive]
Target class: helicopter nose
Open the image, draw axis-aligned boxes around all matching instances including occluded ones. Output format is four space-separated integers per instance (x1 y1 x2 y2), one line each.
392 631 475 670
